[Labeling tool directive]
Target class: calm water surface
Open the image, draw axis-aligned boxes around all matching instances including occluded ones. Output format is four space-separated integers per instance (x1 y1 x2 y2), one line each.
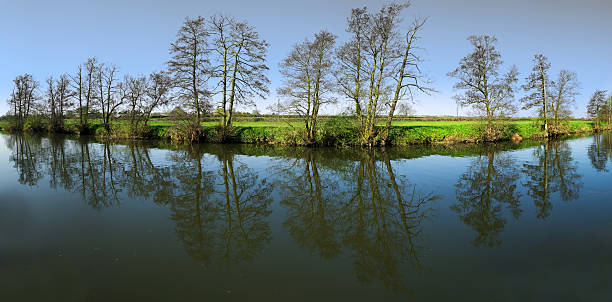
1 133 611 301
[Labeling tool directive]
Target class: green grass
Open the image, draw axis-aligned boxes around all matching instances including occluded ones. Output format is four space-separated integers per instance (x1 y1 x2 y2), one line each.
0 117 599 146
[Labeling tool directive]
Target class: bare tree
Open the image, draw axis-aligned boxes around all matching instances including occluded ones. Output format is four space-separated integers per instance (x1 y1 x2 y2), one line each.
278 30 337 143
448 35 519 136
210 15 270 128
382 17 433 141
336 7 369 121
44 75 72 131
55 75 72 125
397 103 415 117
336 2 431 145
45 76 59 129
121 74 148 130
549 70 580 128
9 74 39 127
361 2 406 145
96 63 123 132
168 16 211 123
143 71 172 125
521 54 551 137
71 57 99 130
587 90 610 129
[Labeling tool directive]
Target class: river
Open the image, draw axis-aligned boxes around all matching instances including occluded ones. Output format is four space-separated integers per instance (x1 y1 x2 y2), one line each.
1 133 611 301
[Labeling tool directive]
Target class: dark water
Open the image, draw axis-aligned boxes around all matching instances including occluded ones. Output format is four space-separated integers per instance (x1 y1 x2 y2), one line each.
1 133 611 301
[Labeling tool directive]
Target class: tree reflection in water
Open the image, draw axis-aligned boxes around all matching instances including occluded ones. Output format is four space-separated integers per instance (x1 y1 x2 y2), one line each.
164 145 273 267
453 141 583 248
588 133 612 172
3 134 591 292
279 150 439 291
522 141 582 219
453 149 522 247
6 135 43 186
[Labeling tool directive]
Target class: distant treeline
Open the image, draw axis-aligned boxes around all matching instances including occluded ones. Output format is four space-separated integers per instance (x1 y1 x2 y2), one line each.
3 1 612 145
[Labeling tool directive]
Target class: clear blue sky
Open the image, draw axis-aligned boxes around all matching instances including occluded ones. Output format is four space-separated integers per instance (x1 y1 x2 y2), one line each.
1 0 611 117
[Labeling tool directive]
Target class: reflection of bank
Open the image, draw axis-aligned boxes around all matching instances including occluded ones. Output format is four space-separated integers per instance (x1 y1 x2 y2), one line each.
278 150 439 292
589 133 612 172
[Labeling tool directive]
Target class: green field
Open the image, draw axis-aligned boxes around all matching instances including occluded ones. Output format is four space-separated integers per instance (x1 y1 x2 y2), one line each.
0 117 599 146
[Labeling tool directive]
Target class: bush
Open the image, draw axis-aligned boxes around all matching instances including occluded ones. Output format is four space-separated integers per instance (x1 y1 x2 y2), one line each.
167 121 203 142
23 116 47 133
319 116 360 146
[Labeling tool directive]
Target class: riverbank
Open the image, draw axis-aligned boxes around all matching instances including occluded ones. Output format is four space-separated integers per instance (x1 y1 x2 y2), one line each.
0 118 601 146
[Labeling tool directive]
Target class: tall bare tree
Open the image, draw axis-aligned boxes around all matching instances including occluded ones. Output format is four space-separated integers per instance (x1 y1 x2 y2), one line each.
448 35 519 136
549 70 580 128
587 90 609 128
71 57 99 130
521 54 551 137
9 74 39 127
336 2 431 145
96 63 122 132
45 76 59 129
278 30 337 143
210 15 270 128
336 7 369 121
55 74 72 125
168 16 211 123
45 75 72 131
382 18 432 142
361 2 407 145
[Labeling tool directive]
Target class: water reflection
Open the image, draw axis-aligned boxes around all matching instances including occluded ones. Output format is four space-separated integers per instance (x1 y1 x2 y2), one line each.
3 133 600 295
522 141 582 219
453 148 522 247
278 150 439 291
588 133 612 172
7 135 43 186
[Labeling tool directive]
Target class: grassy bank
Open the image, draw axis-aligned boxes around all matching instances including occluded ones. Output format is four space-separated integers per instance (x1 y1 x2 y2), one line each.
0 117 600 146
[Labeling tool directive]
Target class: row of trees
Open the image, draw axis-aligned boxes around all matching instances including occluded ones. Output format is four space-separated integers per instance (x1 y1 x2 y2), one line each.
4 2 431 144
4 1 607 143
278 3 432 144
6 14 269 135
6 60 173 134
448 36 582 138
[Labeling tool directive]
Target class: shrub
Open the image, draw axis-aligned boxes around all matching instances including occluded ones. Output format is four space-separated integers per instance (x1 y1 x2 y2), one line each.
23 116 47 133
167 121 203 142
320 116 360 146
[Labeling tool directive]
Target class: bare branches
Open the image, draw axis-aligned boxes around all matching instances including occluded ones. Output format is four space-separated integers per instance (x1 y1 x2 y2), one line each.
278 30 337 143
168 16 211 122
520 54 551 135
9 74 39 124
549 70 580 126
209 15 270 127
448 35 519 131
